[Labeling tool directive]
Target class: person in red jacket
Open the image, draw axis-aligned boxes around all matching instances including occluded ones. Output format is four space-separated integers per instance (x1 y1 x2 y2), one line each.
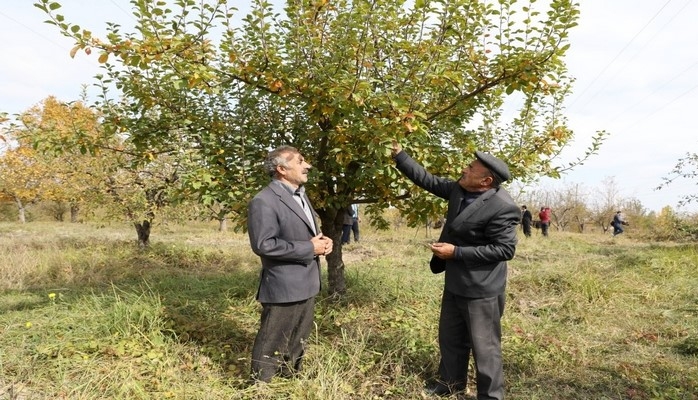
538 207 551 237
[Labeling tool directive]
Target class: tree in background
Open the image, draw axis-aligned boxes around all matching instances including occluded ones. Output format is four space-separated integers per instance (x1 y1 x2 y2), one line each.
651 206 683 240
37 0 605 295
546 183 589 232
658 152 698 206
587 176 621 234
102 152 183 246
2 96 189 246
14 96 111 222
0 98 99 223
0 144 47 223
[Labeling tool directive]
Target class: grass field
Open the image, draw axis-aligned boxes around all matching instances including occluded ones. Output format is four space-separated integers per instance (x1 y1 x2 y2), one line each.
1 221 697 399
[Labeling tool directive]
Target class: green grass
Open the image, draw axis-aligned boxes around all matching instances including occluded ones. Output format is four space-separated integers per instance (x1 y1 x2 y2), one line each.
1 222 697 399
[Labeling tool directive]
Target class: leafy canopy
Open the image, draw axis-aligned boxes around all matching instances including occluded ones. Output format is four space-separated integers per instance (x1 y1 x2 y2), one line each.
35 0 605 292
35 0 603 226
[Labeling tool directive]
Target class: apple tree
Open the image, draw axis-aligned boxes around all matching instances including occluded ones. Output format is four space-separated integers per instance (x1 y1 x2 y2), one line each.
37 0 604 295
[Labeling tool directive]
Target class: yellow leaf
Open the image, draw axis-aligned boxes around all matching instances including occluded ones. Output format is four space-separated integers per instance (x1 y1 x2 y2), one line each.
271 79 283 91
69 45 80 58
98 53 109 64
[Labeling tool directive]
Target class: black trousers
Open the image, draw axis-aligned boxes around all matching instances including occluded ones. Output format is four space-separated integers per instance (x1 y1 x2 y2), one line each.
437 291 505 400
351 219 360 241
522 221 531 237
251 297 315 382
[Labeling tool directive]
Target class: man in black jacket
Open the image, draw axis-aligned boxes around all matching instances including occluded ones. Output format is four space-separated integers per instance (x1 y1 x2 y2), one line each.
392 141 519 400
521 205 533 237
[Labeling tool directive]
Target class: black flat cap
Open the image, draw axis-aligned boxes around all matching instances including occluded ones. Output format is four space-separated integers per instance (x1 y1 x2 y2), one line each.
475 151 511 182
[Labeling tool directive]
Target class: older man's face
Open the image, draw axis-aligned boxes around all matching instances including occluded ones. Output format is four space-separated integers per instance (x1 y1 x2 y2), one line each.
278 152 312 188
458 160 492 192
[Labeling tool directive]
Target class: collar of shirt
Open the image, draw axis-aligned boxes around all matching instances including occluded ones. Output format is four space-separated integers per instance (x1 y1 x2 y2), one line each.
461 188 483 202
272 179 301 197
458 188 484 213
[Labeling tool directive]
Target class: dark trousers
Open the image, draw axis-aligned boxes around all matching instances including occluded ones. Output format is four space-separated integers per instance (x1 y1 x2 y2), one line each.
351 219 360 242
341 224 352 244
342 219 360 244
251 297 315 382
522 221 531 237
437 291 505 400
540 222 549 236
612 223 624 236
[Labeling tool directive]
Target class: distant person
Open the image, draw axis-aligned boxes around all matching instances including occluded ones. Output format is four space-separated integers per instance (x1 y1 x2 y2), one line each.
247 145 333 383
539 207 551 237
521 205 532 237
611 210 628 236
341 205 355 245
350 204 360 242
391 140 519 400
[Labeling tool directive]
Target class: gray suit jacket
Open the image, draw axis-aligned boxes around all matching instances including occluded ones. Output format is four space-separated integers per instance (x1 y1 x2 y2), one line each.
247 180 321 303
395 151 519 298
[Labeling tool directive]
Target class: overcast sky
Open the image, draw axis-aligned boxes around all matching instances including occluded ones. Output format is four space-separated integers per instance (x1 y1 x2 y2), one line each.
1 1 697 213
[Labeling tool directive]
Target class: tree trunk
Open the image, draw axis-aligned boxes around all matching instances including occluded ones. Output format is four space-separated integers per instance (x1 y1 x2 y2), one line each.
70 203 80 223
218 217 227 232
134 220 151 247
15 197 26 224
319 208 346 296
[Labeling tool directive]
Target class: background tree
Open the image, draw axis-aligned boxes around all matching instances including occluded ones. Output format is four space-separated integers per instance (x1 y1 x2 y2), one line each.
102 153 183 246
650 206 683 240
588 176 622 233
0 145 46 223
546 183 588 232
1 96 186 244
658 151 698 206
17 96 110 223
0 101 80 223
38 0 605 295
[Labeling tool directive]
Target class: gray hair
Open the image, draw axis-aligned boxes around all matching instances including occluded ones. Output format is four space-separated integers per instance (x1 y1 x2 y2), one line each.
264 145 300 177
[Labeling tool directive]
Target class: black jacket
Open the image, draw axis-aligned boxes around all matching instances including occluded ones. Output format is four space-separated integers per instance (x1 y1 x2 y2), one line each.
394 151 520 298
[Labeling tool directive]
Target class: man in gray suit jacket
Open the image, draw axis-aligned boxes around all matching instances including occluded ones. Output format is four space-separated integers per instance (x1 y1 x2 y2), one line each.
392 141 519 400
247 145 333 383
